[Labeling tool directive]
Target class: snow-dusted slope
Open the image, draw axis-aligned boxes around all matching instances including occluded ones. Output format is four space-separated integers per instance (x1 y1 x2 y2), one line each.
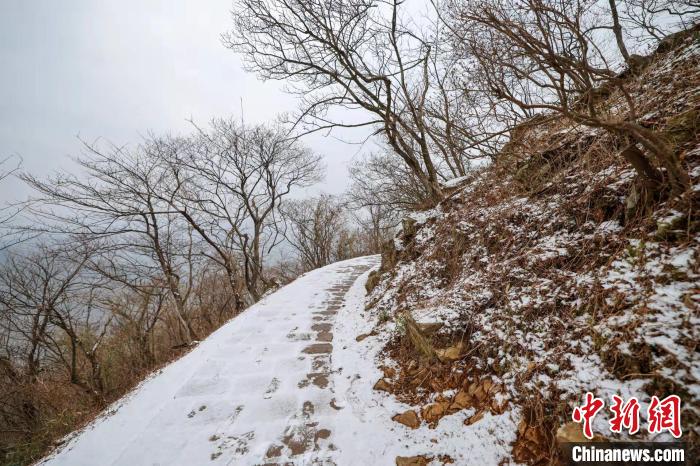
40 257 381 466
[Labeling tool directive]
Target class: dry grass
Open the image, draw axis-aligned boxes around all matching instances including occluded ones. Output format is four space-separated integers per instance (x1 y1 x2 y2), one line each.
368 31 700 464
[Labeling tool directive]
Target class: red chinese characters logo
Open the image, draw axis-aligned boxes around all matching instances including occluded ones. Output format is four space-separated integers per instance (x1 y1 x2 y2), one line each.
609 395 640 434
571 393 682 439
572 392 605 439
647 395 682 438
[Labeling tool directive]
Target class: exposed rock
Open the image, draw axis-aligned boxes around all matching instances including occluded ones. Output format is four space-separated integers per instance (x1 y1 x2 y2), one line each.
656 25 697 53
401 217 418 239
392 410 420 429
627 54 651 74
556 421 588 444
556 421 605 443
421 401 449 424
417 322 444 335
396 455 431 466
373 378 392 392
365 269 382 293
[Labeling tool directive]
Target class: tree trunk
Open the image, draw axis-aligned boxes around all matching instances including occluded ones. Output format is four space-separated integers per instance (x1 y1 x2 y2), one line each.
620 144 662 187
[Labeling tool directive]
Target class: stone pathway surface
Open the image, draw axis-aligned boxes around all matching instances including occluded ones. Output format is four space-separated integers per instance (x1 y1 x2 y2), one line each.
39 256 378 466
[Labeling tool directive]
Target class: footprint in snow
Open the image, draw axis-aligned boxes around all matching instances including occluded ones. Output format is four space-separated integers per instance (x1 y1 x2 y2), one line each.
264 377 280 399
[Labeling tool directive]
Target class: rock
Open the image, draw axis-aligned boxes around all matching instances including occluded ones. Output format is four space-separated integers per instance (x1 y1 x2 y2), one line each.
380 365 396 378
356 331 377 342
421 401 449 424
401 217 418 239
365 270 382 293
392 410 420 429
556 421 588 444
464 410 485 426
396 455 431 466
436 342 463 362
656 27 693 53
625 182 642 220
627 54 651 74
655 213 685 240
373 378 392 392
417 322 443 335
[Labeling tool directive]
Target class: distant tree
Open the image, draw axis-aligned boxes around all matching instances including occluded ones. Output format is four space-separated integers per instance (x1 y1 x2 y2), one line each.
21 138 205 344
282 195 349 271
620 0 700 43
348 152 431 213
0 155 34 250
161 119 324 301
0 240 110 395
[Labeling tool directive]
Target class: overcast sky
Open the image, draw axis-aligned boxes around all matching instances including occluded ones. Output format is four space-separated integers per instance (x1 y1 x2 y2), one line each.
0 1 373 203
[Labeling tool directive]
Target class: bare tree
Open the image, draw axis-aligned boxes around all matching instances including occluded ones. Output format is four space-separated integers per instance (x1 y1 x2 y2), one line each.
0 155 35 251
449 0 692 193
159 119 324 301
21 138 203 344
0 240 111 395
282 195 348 270
349 151 431 212
227 0 475 201
620 0 699 43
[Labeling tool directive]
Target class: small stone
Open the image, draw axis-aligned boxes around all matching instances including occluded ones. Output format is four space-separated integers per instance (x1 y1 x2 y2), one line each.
373 378 392 392
417 322 444 334
556 421 605 443
392 410 420 429
421 401 449 424
396 455 431 466
464 410 485 426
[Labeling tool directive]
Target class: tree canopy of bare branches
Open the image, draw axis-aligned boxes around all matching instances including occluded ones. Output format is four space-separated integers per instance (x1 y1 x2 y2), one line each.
226 0 502 202
448 0 694 192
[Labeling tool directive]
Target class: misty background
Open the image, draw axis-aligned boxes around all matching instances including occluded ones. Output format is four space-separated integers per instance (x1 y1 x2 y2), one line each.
0 0 374 204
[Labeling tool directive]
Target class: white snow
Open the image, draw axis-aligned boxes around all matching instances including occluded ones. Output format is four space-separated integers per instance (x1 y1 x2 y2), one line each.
39 255 517 465
332 269 518 465
40 257 377 466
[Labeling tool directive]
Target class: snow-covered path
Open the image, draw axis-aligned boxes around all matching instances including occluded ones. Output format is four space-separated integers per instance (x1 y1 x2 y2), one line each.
40 256 378 466
40 254 519 466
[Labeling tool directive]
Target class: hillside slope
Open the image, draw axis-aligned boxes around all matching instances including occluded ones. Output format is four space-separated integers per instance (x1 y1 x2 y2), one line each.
363 29 699 463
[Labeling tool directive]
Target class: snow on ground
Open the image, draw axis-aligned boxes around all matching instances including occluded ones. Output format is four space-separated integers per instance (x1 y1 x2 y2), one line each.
332 270 518 465
39 255 515 466
39 257 375 466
